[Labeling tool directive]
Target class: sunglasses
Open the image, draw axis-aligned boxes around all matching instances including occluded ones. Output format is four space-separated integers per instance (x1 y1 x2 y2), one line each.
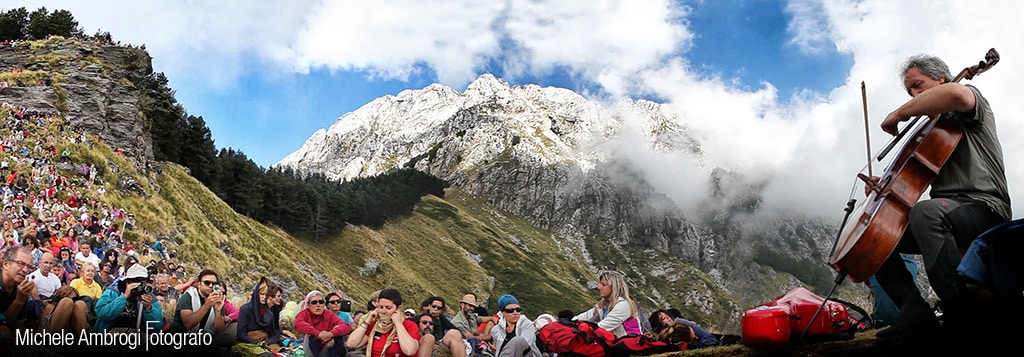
309 299 326 305
201 280 218 286
503 307 523 313
419 320 434 325
328 300 341 304
430 304 444 310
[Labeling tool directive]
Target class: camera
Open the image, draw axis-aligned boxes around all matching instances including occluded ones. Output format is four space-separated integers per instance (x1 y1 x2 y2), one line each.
130 282 153 298
339 300 352 313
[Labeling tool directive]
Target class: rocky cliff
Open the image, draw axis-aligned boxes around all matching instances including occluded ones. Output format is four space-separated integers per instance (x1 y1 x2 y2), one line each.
0 37 154 164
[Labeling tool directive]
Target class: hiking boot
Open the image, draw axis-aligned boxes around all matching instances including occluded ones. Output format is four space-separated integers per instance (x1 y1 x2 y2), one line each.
875 316 939 339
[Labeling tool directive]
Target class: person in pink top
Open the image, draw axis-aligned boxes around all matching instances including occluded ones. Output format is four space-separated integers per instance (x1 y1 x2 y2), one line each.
295 290 353 356
218 282 240 322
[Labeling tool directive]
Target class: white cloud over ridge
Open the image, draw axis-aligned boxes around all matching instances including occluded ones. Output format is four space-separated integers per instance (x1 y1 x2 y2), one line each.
9 0 1024 220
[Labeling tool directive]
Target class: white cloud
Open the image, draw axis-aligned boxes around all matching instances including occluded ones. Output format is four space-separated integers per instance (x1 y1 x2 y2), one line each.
285 0 505 85
500 0 691 96
784 0 834 56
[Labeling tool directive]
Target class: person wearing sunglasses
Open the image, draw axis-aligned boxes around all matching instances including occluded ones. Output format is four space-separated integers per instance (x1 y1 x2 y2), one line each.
325 291 354 325
417 296 467 357
415 313 435 336
95 261 116 291
169 269 234 352
295 290 352 357
573 271 643 338
488 295 540 357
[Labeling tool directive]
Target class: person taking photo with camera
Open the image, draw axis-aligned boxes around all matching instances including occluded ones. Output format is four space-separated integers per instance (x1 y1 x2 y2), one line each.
93 263 164 333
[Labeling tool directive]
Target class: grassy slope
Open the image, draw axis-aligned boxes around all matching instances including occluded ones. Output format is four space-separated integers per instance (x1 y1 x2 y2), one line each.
132 156 742 329
128 159 600 313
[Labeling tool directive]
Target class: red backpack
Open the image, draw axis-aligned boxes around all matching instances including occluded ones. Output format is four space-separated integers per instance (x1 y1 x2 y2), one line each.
537 319 614 357
606 334 685 356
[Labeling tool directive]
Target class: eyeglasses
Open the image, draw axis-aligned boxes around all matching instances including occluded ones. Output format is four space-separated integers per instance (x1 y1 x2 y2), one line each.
201 280 218 286
419 320 433 325
8 260 34 271
430 304 444 310
308 299 326 305
503 307 523 313
328 300 341 304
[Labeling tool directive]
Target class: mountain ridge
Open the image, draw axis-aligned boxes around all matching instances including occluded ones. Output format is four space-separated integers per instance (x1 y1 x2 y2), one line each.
276 70 871 332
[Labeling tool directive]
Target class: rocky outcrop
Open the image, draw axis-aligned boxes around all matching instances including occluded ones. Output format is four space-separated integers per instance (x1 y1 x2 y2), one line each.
0 38 154 164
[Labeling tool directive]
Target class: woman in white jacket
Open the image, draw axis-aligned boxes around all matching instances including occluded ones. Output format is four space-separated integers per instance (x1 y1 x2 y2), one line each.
573 271 642 337
489 294 541 357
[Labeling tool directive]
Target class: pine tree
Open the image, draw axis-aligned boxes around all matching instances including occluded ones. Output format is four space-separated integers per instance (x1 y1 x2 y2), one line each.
0 7 29 41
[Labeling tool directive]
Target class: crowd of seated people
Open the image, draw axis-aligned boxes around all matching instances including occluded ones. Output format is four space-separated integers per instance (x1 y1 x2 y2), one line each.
0 100 721 356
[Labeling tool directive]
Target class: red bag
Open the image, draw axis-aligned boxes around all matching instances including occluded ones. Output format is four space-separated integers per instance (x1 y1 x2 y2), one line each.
537 319 613 357
606 334 684 356
741 287 858 346
741 305 791 346
775 287 851 336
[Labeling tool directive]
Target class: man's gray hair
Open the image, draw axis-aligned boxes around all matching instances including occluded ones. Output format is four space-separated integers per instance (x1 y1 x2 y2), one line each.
901 54 953 92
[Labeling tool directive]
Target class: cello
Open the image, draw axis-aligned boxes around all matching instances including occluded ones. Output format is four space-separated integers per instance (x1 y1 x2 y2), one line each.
828 48 1000 283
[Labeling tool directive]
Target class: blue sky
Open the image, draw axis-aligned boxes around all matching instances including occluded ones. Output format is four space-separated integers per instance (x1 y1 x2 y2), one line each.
6 0 1024 217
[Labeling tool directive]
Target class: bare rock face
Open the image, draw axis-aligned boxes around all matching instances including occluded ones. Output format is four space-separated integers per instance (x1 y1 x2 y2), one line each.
0 38 154 164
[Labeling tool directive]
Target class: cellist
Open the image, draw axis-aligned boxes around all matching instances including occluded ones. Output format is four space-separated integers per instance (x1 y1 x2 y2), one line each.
872 54 1010 339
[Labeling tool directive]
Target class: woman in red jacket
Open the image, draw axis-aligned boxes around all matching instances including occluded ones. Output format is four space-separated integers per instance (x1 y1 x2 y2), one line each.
295 290 353 357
